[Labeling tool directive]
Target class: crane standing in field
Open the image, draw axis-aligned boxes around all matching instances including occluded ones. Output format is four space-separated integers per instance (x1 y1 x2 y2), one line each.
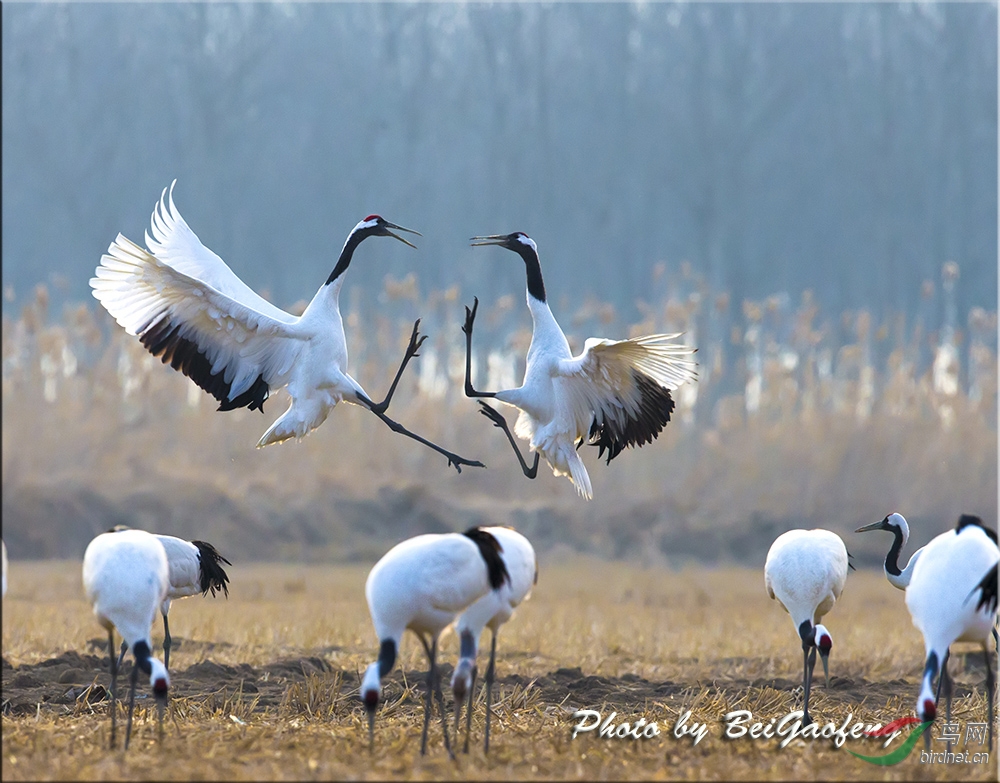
855 512 925 589
905 515 998 749
90 181 482 471
82 529 171 750
109 530 232 670
450 526 536 754
764 528 851 725
462 232 697 500
361 527 510 758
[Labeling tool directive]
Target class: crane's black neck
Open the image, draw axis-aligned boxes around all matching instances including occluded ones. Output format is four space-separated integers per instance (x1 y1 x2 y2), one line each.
326 229 368 286
884 525 904 577
132 640 153 676
377 638 396 678
513 243 546 303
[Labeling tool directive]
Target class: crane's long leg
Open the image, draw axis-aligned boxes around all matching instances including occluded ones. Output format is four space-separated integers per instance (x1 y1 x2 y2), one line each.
369 319 427 415
108 628 118 750
431 645 455 760
462 298 497 399
418 636 453 758
355 393 484 474
484 631 497 754
801 646 817 726
162 613 172 670
124 661 139 750
478 402 539 479
983 643 994 750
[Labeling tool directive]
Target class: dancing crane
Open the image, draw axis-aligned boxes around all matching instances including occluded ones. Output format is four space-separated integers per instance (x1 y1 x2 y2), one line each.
82 529 171 749
855 512 924 589
361 527 510 758
450 526 536 753
905 515 998 749
462 232 697 499
764 528 850 725
90 181 481 471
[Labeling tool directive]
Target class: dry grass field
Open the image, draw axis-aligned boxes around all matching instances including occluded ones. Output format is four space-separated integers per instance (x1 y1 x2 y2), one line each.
2 558 995 781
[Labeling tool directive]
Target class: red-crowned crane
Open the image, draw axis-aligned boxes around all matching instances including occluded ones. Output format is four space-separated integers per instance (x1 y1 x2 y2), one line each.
82 529 171 749
110 530 231 670
905 515 998 749
764 528 850 725
450 526 536 753
361 527 510 758
90 181 482 472
462 232 696 499
855 512 925 589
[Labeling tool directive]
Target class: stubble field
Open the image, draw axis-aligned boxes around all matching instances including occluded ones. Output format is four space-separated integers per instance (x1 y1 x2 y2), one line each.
1 558 995 781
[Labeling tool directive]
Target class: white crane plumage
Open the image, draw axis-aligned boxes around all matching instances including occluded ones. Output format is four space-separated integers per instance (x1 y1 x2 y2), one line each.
450 526 536 754
110 530 231 670
904 515 998 748
764 528 851 725
361 527 511 758
90 181 481 471
82 529 171 749
462 232 697 500
855 512 925 589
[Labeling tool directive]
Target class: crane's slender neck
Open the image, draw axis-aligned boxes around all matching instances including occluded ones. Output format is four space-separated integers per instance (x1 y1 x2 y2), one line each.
884 526 905 577
514 243 546 304
132 639 153 676
377 638 396 678
326 230 368 286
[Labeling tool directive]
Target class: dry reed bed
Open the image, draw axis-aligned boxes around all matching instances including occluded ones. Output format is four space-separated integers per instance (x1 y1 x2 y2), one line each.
2 560 995 780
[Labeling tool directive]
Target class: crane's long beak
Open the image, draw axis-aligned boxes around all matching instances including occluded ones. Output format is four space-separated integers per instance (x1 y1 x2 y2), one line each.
854 520 884 533
367 708 375 752
819 649 831 688
384 221 421 249
470 235 508 246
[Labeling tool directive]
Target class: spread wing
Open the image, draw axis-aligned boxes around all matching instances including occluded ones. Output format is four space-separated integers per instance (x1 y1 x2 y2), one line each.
144 180 297 325
90 234 306 412
556 333 697 463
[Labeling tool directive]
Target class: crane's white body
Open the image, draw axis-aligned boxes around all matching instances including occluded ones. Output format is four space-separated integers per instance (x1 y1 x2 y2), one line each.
453 527 535 650
765 529 849 630
91 183 382 447
905 521 998 719
84 530 170 653
365 533 495 648
469 234 697 500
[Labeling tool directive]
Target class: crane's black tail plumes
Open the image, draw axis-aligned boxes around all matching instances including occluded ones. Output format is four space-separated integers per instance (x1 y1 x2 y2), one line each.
192 540 232 597
588 372 675 464
462 527 510 590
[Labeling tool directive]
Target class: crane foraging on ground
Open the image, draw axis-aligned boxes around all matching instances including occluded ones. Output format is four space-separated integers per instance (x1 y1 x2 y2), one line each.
90 181 482 471
108 528 231 670
450 526 536 754
462 232 697 499
361 527 510 758
764 528 851 725
82 529 171 750
905 515 998 749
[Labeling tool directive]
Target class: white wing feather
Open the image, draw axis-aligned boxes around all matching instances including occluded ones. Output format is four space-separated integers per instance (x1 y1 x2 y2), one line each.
144 181 297 325
91 235 305 400
555 333 697 436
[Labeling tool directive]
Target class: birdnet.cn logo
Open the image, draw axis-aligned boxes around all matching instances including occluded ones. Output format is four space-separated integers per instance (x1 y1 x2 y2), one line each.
849 717 992 766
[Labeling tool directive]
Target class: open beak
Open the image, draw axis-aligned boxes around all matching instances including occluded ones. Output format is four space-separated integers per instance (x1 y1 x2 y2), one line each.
470 235 509 247
384 221 421 249
854 520 884 533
